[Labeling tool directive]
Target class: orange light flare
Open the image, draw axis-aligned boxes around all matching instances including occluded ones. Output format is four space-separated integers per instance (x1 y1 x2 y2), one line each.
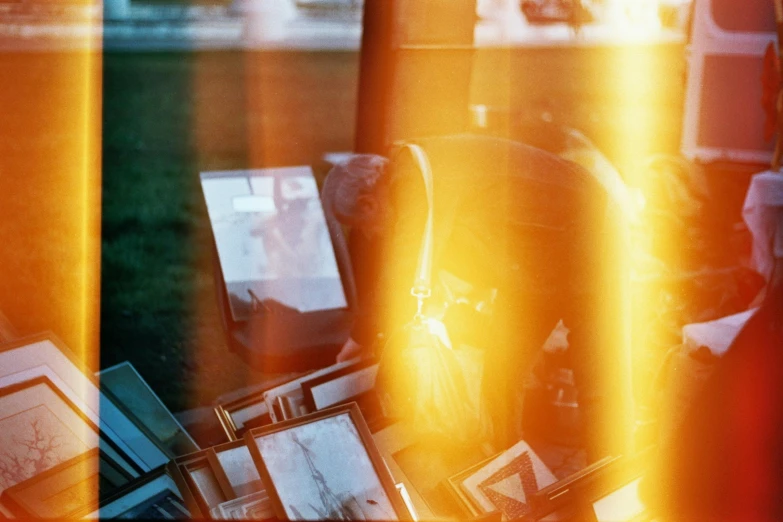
0 0 103 510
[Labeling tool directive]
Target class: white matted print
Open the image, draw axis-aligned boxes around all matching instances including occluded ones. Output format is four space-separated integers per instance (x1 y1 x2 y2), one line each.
0 378 135 497
200 168 347 320
0 334 167 470
214 445 263 498
460 440 557 520
251 412 398 520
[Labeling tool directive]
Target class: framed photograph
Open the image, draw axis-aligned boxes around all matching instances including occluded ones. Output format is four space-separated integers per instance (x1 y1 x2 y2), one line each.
448 440 558 520
0 376 142 503
209 490 273 520
300 359 379 411
209 439 265 499
200 168 347 321
262 358 360 423
83 465 190 519
0 333 168 471
168 450 234 517
97 361 199 457
1 448 131 518
245 403 410 520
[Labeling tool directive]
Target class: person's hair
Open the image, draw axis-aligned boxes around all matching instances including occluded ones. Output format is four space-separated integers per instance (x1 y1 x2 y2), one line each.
328 154 388 224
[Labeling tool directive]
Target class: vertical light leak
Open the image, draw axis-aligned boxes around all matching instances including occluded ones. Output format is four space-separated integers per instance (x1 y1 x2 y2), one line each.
78 5 103 512
80 14 103 377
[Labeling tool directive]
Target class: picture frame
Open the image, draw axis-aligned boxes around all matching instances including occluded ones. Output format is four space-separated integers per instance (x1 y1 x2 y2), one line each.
0 376 142 502
167 449 235 518
83 465 190 519
1 447 132 519
530 450 650 522
97 361 199 457
0 333 168 471
200 167 348 321
449 440 558 521
371 422 437 520
300 358 379 412
214 394 271 442
245 402 410 520
209 490 274 520
208 439 266 499
212 373 305 441
262 358 361 423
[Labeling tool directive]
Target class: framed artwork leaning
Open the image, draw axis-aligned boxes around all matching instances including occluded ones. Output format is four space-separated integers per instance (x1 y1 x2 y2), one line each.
245 402 410 520
0 376 142 504
302 359 380 412
83 465 190 519
209 439 266 499
1 448 131 519
447 440 558 520
167 449 234 518
0 333 168 471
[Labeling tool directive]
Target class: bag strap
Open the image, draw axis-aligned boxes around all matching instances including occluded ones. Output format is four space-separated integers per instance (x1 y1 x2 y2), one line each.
400 143 435 315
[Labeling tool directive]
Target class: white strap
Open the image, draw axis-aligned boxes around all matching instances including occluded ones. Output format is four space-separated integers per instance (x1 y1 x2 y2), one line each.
401 143 435 300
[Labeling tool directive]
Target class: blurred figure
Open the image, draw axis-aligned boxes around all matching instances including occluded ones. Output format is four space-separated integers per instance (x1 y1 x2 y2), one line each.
642 262 783 520
327 134 630 458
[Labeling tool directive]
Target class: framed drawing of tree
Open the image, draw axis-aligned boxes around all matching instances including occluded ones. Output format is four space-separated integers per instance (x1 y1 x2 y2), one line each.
0 376 141 516
245 403 410 521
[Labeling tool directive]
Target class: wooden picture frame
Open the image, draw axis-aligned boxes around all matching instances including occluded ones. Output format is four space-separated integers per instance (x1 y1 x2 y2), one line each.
1 448 132 519
0 376 143 504
208 439 266 499
214 397 274 442
0 333 168 471
445 440 558 520
83 465 189 519
530 450 650 522
209 490 274 520
262 358 362 423
213 375 305 441
245 403 410 520
167 448 235 518
445 454 497 517
300 358 379 411
372 422 437 520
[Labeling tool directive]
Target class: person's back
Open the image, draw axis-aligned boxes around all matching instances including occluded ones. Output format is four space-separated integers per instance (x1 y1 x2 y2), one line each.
339 133 631 455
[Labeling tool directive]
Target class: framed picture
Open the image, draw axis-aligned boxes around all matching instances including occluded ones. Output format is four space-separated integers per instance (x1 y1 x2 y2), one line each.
530 450 649 522
209 439 265 499
214 394 271 442
97 361 199 457
200 167 347 321
395 483 418 521
245 403 410 520
0 376 142 502
209 490 274 520
262 358 360 422
371 422 437 520
83 465 190 519
1 448 131 518
447 440 558 520
300 359 379 411
0 333 168 471
168 449 234 518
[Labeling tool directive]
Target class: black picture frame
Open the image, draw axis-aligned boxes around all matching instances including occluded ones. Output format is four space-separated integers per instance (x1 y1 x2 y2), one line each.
300 358 379 412
83 465 189 519
245 402 411 520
